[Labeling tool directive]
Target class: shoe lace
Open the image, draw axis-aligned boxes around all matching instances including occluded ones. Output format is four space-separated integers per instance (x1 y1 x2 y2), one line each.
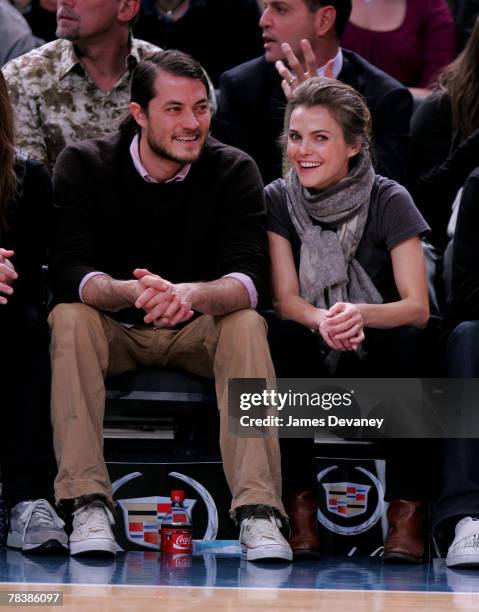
244 512 283 542
19 499 65 540
461 533 479 548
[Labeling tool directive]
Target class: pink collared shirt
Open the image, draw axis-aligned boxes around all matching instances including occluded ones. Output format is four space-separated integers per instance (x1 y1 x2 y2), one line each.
129 133 192 183
79 135 258 308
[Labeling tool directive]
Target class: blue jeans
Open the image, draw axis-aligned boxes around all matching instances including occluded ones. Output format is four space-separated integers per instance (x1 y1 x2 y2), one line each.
433 321 479 544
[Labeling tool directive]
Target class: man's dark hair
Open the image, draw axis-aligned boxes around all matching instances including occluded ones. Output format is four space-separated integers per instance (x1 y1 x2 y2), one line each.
120 49 210 135
304 1 352 39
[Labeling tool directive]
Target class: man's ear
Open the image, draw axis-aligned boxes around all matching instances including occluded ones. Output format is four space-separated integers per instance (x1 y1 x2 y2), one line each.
314 5 337 39
118 0 140 24
129 102 147 129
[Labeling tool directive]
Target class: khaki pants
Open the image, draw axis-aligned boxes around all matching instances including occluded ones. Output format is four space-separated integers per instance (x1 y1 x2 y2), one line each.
48 303 284 516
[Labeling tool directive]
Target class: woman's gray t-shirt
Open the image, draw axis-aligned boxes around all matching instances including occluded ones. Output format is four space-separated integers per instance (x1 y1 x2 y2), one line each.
265 175 429 303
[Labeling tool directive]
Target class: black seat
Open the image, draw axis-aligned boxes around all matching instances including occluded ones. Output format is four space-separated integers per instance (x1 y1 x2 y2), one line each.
104 368 219 459
105 367 216 404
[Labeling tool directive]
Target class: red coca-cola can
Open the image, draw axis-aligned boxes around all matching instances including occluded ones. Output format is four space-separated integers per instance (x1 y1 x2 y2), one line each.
160 526 193 553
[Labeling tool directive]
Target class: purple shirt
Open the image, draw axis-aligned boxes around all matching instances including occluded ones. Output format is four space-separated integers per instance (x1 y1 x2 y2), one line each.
79 135 258 308
342 0 455 88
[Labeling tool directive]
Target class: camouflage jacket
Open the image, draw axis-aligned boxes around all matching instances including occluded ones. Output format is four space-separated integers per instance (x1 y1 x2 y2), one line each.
2 37 160 170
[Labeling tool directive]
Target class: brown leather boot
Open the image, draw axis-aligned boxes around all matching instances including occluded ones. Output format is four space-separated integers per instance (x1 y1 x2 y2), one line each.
285 491 321 559
383 500 426 564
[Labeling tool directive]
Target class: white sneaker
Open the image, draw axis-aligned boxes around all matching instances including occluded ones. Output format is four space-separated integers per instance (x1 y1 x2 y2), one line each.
70 500 117 556
7 499 68 553
446 517 479 568
239 505 292 562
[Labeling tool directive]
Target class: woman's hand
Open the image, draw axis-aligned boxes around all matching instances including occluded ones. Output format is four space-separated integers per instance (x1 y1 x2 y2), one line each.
321 302 365 351
316 307 343 350
0 248 17 305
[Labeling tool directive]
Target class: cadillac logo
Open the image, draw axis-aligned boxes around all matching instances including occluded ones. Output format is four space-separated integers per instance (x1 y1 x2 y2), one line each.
317 466 384 536
112 471 218 550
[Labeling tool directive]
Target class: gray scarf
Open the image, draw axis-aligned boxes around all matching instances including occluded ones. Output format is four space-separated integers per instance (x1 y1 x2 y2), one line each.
285 149 383 311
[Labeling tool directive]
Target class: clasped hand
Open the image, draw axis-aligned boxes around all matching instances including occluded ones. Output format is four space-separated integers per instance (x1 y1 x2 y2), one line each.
318 302 365 351
133 268 194 328
0 248 18 305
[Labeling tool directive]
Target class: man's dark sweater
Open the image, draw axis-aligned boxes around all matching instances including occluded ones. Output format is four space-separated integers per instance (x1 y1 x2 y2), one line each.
51 132 269 325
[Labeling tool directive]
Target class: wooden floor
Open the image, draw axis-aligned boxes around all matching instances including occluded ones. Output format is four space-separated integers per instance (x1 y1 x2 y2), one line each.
1 583 479 611
2 549 479 611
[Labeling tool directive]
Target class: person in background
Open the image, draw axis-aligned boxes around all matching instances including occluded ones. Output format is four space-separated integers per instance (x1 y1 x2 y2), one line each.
134 0 263 86
434 167 479 568
2 0 159 170
214 0 412 186
410 16 479 248
0 0 37 66
0 70 67 554
342 0 455 98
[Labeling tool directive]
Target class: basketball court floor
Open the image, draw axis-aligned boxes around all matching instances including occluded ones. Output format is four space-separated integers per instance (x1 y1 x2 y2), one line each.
1 543 479 611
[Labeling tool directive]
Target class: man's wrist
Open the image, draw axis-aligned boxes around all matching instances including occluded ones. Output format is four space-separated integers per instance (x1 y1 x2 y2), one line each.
175 282 197 308
82 276 139 311
117 279 139 306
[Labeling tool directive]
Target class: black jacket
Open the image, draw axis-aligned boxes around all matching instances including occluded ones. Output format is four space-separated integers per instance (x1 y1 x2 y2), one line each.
0 158 51 311
213 50 413 186
447 167 479 326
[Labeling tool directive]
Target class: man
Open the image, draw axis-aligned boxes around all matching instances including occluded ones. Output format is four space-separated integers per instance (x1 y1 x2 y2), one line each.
0 0 38 66
213 0 413 186
2 0 159 169
48 49 292 561
436 167 479 568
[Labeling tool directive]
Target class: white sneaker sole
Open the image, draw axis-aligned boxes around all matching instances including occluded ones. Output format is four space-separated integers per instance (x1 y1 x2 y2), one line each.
447 554 479 568
241 543 293 562
70 538 117 556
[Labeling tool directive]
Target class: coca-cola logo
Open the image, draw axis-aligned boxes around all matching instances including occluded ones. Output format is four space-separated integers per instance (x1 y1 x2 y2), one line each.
173 535 192 547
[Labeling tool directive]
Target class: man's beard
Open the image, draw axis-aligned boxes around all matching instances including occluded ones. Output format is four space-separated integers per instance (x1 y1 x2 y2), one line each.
147 132 207 164
56 26 80 41
56 9 80 41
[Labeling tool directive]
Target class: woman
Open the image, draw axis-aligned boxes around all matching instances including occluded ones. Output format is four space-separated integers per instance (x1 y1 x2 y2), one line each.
410 16 479 247
266 77 438 562
342 0 455 96
0 71 67 552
